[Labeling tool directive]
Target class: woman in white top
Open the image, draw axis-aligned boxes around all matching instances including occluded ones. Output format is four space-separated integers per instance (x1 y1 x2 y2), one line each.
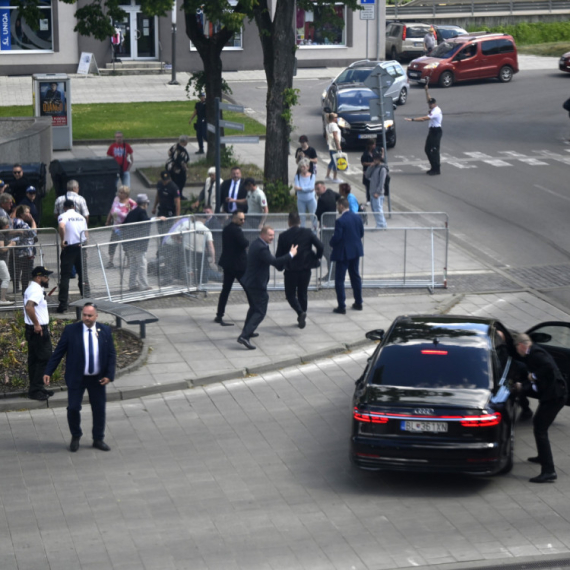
325 113 343 183
193 167 223 212
293 158 317 228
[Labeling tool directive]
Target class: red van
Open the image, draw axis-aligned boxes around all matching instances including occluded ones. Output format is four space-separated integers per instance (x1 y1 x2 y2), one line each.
407 32 519 88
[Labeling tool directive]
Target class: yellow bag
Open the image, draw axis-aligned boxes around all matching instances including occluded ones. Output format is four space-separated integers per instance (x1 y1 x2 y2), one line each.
336 152 349 172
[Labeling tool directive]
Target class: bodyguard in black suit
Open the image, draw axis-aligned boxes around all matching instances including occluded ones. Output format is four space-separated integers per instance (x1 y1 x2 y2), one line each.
44 302 116 452
238 226 298 349
215 211 249 326
515 333 568 483
218 166 248 214
276 212 324 328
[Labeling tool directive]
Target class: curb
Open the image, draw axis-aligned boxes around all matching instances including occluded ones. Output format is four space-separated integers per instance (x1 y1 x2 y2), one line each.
74 135 267 146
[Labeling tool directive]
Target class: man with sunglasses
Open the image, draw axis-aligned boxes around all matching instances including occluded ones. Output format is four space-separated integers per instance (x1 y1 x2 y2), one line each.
7 164 32 204
44 302 116 452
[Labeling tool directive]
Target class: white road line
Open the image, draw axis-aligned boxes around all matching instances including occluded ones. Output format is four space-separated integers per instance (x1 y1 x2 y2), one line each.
499 151 527 158
518 158 548 166
464 152 492 159
483 159 511 167
534 184 570 203
447 161 477 169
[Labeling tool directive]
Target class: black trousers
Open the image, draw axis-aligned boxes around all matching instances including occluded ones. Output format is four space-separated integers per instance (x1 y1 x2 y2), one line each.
196 121 207 151
217 268 244 319
241 287 268 339
171 171 187 196
425 127 442 173
58 245 88 309
284 269 311 315
67 375 107 441
533 396 566 473
25 325 52 397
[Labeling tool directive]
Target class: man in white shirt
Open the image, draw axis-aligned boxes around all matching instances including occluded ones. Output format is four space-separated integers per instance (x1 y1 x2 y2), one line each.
424 28 436 55
53 180 90 223
57 200 89 313
24 266 55 401
228 178 269 230
405 83 443 175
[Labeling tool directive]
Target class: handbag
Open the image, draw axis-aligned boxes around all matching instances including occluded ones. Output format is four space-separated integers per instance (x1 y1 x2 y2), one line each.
336 152 349 172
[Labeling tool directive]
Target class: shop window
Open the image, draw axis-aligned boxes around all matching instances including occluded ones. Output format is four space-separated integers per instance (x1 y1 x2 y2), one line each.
0 0 53 53
189 1 243 51
296 3 346 47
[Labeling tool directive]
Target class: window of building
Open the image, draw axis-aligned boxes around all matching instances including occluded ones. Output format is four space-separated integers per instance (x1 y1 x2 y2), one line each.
296 3 346 48
189 1 243 51
0 0 53 53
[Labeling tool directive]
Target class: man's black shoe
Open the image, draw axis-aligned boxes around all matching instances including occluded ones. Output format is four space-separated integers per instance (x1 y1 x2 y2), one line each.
298 312 307 329
195 149 204 155
45 390 55 397
520 408 533 420
70 437 80 452
29 392 48 401
530 472 557 483
56 307 67 314
527 456 541 464
427 170 441 176
238 336 256 350
352 303 363 311
425 170 433 175
333 307 346 315
214 316 234 326
93 440 111 452
250 332 259 338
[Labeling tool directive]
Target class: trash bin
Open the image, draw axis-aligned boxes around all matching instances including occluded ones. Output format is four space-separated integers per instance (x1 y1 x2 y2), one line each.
49 158 120 217
0 162 47 220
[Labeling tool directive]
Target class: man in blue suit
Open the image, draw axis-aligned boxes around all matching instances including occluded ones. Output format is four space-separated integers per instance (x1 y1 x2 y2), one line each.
44 302 116 452
329 197 364 314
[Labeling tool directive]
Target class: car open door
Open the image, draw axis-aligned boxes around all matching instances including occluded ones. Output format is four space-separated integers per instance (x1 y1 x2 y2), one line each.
526 321 570 405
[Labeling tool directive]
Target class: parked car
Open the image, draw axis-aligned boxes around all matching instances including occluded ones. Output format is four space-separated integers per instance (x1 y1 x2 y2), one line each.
433 24 468 43
351 315 570 474
322 85 397 148
322 59 410 106
385 22 431 61
407 32 519 87
560 51 570 73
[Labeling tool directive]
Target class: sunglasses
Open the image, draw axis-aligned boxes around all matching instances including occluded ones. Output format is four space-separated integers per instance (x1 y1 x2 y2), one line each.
13 170 22 175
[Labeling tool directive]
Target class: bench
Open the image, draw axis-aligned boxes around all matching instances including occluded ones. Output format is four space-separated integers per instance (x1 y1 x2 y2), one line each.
70 298 159 339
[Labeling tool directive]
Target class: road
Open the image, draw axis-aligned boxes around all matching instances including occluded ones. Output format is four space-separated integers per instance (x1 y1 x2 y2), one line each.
230 68 570 307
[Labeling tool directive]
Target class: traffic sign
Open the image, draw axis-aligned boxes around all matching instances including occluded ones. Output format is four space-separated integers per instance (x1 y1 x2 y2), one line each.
219 102 245 113
369 96 395 122
360 0 375 3
360 5 374 19
220 136 259 144
207 122 216 133
364 66 395 92
219 119 245 131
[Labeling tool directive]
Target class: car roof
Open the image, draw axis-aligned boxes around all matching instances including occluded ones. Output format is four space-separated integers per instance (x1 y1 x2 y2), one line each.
446 32 514 44
389 315 495 340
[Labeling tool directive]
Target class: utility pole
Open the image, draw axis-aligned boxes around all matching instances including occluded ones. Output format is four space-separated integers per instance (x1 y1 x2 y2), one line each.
168 0 179 86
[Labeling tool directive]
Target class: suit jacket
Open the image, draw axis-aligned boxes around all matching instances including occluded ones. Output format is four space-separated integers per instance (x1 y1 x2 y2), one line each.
315 188 340 225
329 210 364 262
44 322 117 388
218 178 248 214
521 344 567 403
276 226 323 272
241 237 290 291
218 221 249 272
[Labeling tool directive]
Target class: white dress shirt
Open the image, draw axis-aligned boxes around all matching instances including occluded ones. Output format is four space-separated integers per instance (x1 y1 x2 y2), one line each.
428 106 443 128
83 323 100 376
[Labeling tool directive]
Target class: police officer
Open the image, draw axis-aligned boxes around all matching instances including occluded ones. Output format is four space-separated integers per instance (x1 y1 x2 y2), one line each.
57 200 89 313
152 171 181 219
24 266 55 401
189 92 207 154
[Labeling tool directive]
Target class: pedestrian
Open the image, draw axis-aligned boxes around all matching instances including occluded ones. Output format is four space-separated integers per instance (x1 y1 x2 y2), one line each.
219 166 247 214
18 186 40 226
293 159 317 229
189 92 207 154
193 213 218 285
56 200 89 314
295 135 318 175
339 183 359 213
360 139 377 203
6 164 31 204
215 210 248 326
330 197 364 314
152 170 181 218
228 178 268 230
193 166 222 212
424 26 436 55
405 84 443 176
54 180 90 223
315 181 340 275
166 135 190 199
365 152 388 229
24 266 55 401
238 226 298 350
0 216 15 305
121 193 152 292
325 113 343 183
276 211 323 329
514 333 568 483
12 204 37 293
106 131 134 187
0 193 14 226
43 302 116 453
104 185 136 269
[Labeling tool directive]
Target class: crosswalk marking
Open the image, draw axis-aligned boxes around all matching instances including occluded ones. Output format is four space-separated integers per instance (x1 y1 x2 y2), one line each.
518 158 548 166
447 161 477 169
483 159 511 167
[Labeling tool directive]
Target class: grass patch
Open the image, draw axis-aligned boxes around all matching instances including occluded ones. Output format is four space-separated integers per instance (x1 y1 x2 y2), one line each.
518 41 570 57
0 101 265 140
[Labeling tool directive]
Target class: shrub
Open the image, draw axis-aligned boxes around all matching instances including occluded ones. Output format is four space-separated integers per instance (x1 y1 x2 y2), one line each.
263 180 297 213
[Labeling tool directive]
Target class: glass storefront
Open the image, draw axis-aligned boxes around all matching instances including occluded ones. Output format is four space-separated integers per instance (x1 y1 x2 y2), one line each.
296 2 346 47
0 0 53 52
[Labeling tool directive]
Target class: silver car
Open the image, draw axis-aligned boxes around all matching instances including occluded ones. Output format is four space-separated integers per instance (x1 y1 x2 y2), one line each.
322 59 410 106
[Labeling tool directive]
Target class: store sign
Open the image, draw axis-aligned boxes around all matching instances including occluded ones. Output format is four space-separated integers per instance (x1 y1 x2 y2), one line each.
0 1 11 51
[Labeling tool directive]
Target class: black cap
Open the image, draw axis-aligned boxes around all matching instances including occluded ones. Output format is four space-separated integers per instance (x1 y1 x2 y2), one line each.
26 186 37 193
160 170 171 180
31 266 53 277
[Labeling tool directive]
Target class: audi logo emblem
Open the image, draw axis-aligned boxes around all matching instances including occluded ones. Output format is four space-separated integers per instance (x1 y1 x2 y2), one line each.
414 408 435 415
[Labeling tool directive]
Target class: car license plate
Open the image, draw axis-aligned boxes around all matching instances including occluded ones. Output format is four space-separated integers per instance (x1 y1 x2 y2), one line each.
402 421 448 433
414 42 422 47
358 134 377 139
408 71 420 78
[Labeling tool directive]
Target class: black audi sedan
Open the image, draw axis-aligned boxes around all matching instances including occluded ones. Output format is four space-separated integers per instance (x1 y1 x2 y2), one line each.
351 315 570 475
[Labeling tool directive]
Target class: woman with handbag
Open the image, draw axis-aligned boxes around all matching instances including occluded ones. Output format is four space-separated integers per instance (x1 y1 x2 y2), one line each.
325 113 343 184
105 186 136 268
293 158 317 228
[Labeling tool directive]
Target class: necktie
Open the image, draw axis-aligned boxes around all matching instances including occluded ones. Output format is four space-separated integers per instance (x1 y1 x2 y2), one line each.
230 181 237 212
207 179 214 208
88 329 94 374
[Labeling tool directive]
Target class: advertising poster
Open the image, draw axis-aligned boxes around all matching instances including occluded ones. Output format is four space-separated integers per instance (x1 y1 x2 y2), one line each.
39 80 67 126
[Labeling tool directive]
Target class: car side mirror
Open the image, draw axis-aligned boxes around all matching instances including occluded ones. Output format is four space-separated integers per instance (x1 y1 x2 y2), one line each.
366 329 385 342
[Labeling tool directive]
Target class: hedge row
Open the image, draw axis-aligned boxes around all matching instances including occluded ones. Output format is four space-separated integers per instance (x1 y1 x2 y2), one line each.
466 21 570 45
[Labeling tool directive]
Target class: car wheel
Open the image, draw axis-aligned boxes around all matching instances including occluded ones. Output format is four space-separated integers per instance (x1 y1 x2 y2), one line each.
498 65 513 83
391 47 399 62
498 426 514 475
397 87 407 106
439 71 453 88
386 129 397 148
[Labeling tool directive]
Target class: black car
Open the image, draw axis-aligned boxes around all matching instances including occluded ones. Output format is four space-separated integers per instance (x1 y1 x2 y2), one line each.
351 316 570 475
322 85 397 149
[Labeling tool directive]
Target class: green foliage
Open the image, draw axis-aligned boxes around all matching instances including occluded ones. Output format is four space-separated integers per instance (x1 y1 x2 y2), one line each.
185 71 233 99
466 20 570 45
263 180 296 213
182 0 255 31
518 41 570 57
220 145 237 168
281 88 301 136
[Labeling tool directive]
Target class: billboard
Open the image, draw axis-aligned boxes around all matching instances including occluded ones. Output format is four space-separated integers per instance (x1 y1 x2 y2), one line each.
39 80 67 126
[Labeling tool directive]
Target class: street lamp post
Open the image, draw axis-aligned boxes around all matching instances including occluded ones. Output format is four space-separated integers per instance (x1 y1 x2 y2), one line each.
168 0 179 85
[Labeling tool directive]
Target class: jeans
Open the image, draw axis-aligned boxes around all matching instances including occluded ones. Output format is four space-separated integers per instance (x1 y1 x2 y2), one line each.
371 195 386 228
297 195 317 229
328 150 338 174
118 170 131 188
128 250 149 289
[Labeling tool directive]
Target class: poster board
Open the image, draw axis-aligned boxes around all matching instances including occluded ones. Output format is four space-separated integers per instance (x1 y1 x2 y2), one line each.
77 52 100 75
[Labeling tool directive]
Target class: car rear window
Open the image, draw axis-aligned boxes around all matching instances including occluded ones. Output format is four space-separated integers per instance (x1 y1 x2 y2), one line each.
430 41 462 59
439 28 466 40
369 344 491 389
406 26 429 39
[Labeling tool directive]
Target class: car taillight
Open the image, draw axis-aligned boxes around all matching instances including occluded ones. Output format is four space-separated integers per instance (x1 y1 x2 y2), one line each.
421 350 448 355
402 26 407 40
460 413 501 427
353 407 389 424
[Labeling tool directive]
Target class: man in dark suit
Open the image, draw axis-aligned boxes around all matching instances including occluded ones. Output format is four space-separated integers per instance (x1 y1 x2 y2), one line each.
238 226 298 349
330 197 364 315
218 166 248 214
515 333 568 483
43 302 117 452
276 211 324 329
315 181 340 276
215 210 248 326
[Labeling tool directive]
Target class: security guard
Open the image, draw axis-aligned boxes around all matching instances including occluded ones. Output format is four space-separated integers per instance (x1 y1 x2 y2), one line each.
57 200 89 313
152 171 181 219
24 266 55 401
